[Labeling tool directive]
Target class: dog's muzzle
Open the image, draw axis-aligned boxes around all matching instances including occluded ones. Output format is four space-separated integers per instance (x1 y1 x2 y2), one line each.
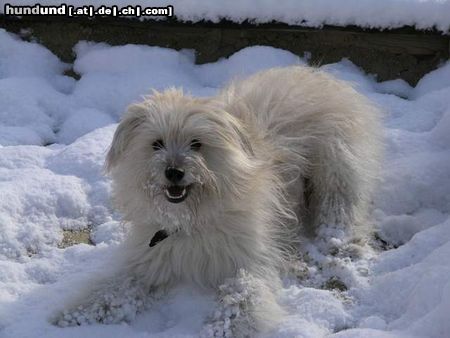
164 166 191 203
165 185 191 203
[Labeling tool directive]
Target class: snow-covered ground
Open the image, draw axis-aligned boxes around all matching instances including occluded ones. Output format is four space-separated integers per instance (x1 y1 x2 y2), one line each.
0 28 449 337
1 0 450 32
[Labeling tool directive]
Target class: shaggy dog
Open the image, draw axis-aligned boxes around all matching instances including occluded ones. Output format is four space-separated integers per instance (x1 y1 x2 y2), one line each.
54 66 382 336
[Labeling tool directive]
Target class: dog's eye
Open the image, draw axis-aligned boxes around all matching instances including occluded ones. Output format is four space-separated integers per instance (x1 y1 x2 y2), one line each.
190 139 202 151
152 139 164 151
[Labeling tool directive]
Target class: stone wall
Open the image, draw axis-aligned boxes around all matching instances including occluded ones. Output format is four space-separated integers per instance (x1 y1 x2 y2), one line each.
1 15 449 85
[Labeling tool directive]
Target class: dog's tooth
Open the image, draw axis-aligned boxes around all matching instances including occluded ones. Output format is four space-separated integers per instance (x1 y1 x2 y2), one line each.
165 188 186 199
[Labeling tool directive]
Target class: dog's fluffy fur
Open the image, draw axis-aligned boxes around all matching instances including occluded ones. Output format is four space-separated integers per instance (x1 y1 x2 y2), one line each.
55 66 382 336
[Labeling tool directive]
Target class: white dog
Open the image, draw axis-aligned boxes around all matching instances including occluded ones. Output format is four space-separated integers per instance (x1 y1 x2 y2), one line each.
54 66 382 337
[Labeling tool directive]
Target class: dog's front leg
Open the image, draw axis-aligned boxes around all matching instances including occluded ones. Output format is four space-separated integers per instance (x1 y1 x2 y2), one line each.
201 269 283 338
53 275 148 327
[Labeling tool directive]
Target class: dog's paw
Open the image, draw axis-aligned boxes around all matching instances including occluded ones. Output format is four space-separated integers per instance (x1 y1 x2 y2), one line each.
200 320 233 338
201 270 262 338
53 280 146 327
314 223 367 259
53 308 88 327
200 306 253 338
54 296 145 327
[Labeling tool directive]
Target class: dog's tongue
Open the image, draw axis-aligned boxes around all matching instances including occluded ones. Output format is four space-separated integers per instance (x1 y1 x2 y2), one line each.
167 186 184 196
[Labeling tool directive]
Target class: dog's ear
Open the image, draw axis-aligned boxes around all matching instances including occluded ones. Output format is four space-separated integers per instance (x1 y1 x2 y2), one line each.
229 119 254 157
105 105 146 172
209 108 255 157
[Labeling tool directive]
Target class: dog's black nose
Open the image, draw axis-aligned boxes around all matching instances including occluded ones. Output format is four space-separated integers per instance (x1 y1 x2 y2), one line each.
165 167 185 183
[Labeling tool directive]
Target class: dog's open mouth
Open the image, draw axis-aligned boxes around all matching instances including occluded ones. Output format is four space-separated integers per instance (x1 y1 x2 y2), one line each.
165 185 190 203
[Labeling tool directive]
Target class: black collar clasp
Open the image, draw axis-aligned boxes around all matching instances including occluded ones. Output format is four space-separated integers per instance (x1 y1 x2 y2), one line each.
149 230 169 247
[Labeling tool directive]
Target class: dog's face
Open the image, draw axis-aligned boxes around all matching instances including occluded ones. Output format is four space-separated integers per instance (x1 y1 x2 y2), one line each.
105 89 256 233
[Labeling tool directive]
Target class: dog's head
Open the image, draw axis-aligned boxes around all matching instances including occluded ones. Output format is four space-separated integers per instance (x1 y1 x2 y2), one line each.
105 88 257 233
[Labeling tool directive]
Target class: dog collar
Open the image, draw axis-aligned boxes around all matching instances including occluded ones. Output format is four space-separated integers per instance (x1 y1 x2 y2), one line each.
149 230 169 247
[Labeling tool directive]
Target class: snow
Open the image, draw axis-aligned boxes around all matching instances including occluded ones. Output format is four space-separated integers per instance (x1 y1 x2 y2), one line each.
1 0 450 31
0 27 449 338
413 62 450 99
